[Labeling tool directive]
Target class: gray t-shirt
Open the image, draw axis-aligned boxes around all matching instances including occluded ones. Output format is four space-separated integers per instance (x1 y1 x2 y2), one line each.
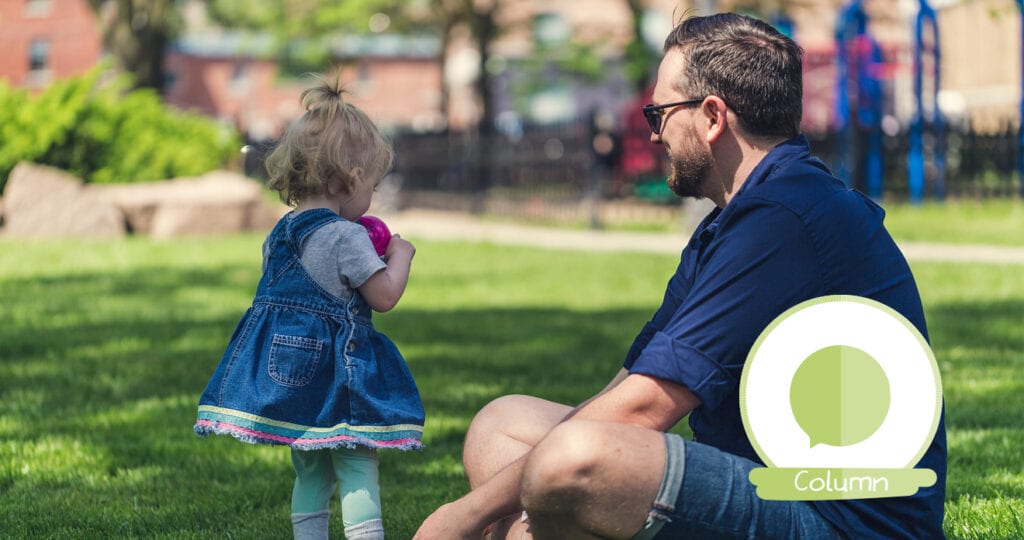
264 215 386 300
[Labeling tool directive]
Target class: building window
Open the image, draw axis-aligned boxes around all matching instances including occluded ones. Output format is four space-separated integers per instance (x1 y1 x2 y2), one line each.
25 0 54 17
26 38 52 87
29 39 49 71
229 62 250 95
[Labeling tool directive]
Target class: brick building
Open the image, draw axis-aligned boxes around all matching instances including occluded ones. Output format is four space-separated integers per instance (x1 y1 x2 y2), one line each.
2 0 1021 137
164 33 443 140
0 0 102 89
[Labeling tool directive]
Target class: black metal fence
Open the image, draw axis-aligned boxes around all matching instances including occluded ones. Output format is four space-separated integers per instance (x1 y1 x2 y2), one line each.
247 118 1022 225
807 124 1022 200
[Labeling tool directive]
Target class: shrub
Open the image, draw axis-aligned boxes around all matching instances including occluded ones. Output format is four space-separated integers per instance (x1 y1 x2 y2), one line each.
0 67 241 194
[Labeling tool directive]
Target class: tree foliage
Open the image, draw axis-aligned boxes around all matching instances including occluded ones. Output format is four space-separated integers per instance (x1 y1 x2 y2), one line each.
206 0 407 76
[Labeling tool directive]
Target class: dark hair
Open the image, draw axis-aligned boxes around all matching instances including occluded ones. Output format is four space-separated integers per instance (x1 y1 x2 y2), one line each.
663 13 803 138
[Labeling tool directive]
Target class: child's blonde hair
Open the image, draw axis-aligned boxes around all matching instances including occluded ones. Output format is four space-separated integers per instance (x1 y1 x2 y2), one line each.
265 76 394 206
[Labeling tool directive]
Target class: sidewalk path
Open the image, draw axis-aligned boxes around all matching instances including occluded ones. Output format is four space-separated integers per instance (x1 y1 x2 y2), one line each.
386 209 1024 265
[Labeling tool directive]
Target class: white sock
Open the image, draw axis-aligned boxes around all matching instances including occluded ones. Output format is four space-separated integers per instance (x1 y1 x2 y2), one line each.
344 518 384 539
291 510 329 540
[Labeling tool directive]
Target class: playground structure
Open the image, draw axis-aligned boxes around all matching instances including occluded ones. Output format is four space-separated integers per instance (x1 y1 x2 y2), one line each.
835 0 1024 201
386 3 1024 226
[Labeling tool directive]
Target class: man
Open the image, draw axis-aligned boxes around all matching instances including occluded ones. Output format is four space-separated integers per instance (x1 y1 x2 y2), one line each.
416 13 946 539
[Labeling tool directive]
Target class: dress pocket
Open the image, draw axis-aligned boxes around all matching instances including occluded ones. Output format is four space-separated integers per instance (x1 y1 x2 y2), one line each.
268 334 323 387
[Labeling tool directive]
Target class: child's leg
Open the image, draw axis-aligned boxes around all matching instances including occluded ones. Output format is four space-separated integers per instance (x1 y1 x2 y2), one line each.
331 446 384 539
290 449 336 539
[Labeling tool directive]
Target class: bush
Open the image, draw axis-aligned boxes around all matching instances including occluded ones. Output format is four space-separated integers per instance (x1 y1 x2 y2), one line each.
0 67 241 194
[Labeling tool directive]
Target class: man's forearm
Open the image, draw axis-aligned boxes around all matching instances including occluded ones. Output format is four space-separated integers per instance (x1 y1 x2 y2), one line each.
456 454 530 533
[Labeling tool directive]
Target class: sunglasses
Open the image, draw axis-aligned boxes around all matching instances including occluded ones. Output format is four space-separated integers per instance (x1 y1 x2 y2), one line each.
642 99 705 135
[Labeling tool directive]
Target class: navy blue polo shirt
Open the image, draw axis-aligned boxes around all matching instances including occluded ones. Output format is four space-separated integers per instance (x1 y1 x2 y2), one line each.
623 135 946 538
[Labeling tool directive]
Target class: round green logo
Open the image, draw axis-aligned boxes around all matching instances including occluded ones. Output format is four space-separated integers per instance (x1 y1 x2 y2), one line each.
790 345 891 447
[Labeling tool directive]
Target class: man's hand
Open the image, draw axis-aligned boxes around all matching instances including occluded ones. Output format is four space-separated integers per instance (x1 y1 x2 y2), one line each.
413 501 486 540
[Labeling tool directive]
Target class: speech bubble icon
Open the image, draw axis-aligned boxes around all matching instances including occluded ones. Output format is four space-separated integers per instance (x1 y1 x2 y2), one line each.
789 345 891 447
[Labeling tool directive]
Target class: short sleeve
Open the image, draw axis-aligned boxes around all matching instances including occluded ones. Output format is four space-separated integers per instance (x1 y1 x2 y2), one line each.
332 221 387 289
627 200 825 411
300 221 386 295
623 258 691 369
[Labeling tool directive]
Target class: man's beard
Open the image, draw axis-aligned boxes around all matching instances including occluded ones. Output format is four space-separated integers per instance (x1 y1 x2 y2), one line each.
667 136 712 199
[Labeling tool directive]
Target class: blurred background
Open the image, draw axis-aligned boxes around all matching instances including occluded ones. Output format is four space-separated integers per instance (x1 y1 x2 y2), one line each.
1 0 1022 229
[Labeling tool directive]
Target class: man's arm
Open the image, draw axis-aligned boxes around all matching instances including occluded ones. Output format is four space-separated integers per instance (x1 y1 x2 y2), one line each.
413 371 700 539
572 372 701 430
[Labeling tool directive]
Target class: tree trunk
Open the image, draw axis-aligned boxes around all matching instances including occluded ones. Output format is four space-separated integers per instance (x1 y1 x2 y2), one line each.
468 3 497 213
95 0 173 93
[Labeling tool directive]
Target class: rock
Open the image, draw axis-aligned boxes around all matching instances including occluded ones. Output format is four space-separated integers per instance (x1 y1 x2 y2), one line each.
0 162 288 238
1 163 125 237
97 169 287 237
150 202 250 238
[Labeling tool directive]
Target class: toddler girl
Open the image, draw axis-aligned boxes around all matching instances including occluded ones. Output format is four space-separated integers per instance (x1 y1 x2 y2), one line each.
194 76 423 540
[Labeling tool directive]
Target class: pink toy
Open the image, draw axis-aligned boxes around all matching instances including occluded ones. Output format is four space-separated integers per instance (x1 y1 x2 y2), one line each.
358 215 391 257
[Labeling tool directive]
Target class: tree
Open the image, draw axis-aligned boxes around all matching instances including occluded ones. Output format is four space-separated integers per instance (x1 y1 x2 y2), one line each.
205 0 404 76
207 0 505 131
87 0 180 92
623 0 662 92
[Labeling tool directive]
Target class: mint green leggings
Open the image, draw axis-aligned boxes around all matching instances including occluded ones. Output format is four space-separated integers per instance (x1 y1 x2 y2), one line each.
290 446 381 528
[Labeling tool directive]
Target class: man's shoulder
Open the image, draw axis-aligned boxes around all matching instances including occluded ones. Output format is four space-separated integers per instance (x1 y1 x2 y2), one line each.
741 156 871 225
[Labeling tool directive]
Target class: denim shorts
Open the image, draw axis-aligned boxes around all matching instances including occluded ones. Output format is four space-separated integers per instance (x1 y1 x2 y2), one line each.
633 434 841 539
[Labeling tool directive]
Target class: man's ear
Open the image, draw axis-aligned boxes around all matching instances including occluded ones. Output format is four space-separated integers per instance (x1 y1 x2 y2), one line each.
702 96 729 144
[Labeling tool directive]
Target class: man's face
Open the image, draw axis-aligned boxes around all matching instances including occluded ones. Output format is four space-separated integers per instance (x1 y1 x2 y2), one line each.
651 48 713 199
667 123 712 199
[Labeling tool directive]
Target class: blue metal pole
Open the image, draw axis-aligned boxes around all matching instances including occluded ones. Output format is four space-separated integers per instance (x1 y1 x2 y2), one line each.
835 3 854 186
864 39 885 200
923 0 945 200
910 6 926 205
835 0 867 188
911 0 944 203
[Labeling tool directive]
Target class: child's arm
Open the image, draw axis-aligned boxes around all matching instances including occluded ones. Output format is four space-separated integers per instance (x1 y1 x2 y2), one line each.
358 235 415 313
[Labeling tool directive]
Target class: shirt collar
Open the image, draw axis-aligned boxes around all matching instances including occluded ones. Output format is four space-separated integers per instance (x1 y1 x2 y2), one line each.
695 134 810 240
732 134 811 198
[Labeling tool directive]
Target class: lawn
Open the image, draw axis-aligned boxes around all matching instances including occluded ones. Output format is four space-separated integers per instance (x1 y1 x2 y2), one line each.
0 223 1021 538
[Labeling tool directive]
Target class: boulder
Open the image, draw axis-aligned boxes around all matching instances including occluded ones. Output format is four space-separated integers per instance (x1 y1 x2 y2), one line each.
0 162 288 238
1 163 125 237
97 169 287 237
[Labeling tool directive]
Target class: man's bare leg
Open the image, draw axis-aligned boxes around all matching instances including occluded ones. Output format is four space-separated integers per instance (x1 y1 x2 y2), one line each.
463 394 571 489
519 420 667 540
461 395 571 539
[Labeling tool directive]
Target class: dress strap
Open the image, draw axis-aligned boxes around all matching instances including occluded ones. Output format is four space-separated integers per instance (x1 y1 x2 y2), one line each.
285 208 342 253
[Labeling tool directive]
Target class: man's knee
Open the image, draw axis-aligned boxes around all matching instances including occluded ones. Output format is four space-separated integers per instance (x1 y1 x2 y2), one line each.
520 421 609 511
463 395 540 482
467 395 526 437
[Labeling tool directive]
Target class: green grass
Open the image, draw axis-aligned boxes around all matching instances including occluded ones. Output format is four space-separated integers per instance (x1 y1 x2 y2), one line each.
1 232 1021 538
480 198 1024 246
881 199 1024 247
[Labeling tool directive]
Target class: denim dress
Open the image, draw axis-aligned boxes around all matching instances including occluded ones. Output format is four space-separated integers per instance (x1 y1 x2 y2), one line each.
194 209 424 450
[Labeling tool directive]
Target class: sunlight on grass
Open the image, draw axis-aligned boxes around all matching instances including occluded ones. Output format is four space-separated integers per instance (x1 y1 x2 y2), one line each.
1 220 1022 537
5 436 111 481
406 454 465 477
945 496 1024 540
883 199 1024 246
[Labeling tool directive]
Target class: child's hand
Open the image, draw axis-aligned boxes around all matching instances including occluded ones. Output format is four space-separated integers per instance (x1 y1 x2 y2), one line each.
384 234 415 261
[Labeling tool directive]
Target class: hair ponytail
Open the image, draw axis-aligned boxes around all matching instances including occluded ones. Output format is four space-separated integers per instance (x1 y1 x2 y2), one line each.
265 74 394 206
300 75 347 125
